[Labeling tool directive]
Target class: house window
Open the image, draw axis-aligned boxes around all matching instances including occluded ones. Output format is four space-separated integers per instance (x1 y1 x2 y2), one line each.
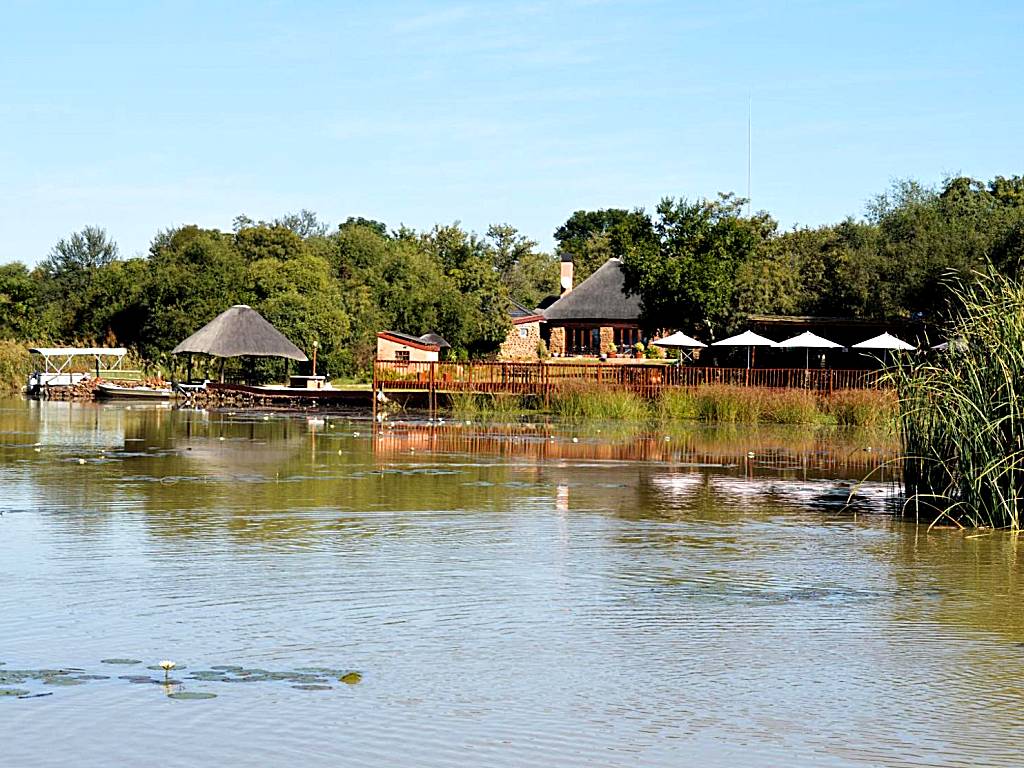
395 349 410 363
518 327 529 338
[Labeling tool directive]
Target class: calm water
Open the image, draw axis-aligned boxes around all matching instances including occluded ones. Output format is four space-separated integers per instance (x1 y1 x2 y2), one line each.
2 399 1023 767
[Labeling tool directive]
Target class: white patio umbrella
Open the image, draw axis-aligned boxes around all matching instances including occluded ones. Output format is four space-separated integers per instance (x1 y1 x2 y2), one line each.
852 332 915 351
652 331 707 348
711 330 776 369
776 331 841 369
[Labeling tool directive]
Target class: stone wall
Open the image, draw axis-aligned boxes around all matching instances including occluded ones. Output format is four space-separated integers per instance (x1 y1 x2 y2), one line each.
549 326 566 356
498 321 542 360
599 326 614 354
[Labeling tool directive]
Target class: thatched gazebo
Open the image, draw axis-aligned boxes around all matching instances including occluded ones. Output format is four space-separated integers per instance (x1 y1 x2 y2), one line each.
172 305 308 382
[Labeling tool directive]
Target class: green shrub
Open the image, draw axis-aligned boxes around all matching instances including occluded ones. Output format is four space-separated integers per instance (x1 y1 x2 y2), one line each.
0 341 32 393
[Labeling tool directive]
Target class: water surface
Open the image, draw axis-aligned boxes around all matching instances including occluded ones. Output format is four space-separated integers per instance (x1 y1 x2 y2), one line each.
2 399 1022 767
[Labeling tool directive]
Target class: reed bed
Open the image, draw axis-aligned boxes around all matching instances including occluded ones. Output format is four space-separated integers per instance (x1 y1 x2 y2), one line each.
894 271 1024 529
447 392 528 420
447 382 893 428
550 383 649 422
826 388 898 428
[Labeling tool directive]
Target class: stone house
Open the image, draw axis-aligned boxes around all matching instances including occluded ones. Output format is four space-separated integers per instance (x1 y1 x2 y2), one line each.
498 301 545 360
542 258 643 356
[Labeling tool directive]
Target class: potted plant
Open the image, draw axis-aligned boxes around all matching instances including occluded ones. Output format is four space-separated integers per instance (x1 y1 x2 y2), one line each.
604 342 617 359
633 341 645 359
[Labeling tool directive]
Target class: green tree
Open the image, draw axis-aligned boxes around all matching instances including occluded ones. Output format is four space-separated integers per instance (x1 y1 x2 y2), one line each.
41 226 119 276
616 195 774 336
0 263 43 340
554 209 633 282
486 223 558 308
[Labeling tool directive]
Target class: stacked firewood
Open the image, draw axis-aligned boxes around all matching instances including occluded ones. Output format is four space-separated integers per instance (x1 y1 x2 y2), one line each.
44 377 102 401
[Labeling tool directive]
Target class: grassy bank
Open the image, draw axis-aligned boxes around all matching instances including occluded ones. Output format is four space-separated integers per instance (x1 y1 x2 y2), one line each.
0 341 32 393
895 271 1024 529
444 384 895 428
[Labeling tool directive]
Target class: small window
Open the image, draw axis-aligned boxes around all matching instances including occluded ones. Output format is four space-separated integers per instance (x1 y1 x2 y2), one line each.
518 327 529 338
395 349 410 362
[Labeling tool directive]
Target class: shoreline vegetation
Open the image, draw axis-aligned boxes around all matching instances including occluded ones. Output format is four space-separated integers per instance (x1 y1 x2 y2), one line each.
448 384 895 429
895 271 1024 530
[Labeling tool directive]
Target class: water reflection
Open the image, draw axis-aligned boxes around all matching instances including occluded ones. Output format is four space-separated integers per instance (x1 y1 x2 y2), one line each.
1 399 1023 768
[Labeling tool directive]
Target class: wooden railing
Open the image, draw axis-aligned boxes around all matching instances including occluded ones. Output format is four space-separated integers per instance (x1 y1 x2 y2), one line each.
373 361 885 398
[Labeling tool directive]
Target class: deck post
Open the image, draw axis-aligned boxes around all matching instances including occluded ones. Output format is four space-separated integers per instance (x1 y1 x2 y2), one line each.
371 360 378 424
429 362 436 417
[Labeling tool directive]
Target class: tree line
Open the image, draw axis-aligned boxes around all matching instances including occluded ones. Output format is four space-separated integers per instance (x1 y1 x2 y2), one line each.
0 174 1021 378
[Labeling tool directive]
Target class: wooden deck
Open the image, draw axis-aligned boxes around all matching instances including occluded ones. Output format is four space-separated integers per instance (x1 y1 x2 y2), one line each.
373 360 885 403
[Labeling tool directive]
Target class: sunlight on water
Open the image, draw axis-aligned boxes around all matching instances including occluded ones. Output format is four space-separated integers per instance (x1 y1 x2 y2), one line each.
1 399 1023 767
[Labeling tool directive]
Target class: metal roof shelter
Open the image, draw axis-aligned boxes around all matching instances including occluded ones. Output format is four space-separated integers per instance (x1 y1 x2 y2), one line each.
418 332 452 349
29 347 128 373
28 347 130 390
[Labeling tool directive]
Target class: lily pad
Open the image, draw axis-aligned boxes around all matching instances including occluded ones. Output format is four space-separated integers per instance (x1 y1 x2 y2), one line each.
188 671 232 682
339 672 362 685
146 665 186 672
101 658 142 666
74 674 110 681
0 688 29 697
293 684 332 691
210 665 244 672
168 691 217 701
43 677 85 686
17 692 53 699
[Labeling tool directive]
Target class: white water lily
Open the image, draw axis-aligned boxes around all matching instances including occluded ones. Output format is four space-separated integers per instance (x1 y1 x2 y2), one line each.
159 660 176 672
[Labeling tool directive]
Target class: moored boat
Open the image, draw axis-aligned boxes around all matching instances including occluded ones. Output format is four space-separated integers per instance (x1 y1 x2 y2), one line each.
96 382 173 400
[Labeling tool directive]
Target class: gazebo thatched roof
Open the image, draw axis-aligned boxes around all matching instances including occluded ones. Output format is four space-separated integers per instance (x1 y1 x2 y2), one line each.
172 305 308 361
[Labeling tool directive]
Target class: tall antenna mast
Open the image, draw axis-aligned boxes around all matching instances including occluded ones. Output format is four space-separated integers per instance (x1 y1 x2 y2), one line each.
747 95 752 217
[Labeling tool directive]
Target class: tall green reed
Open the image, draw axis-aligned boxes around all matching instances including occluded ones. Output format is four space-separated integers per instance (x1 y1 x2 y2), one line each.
894 270 1024 529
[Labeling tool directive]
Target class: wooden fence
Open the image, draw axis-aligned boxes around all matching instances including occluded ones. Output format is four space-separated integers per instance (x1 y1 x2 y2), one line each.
373 360 885 401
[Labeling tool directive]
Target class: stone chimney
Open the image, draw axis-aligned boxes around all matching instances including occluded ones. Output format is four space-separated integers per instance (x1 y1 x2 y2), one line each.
559 255 574 295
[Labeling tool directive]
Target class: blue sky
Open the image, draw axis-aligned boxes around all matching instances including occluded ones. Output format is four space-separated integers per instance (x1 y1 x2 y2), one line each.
1 0 1021 262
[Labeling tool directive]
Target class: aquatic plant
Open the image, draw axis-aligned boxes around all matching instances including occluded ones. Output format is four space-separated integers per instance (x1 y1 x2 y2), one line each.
549 383 648 422
764 388 823 425
827 388 897 428
447 392 526 420
894 270 1024 529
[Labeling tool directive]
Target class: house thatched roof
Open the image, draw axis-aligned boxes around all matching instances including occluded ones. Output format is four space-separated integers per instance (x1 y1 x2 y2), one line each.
172 305 308 361
542 258 641 322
